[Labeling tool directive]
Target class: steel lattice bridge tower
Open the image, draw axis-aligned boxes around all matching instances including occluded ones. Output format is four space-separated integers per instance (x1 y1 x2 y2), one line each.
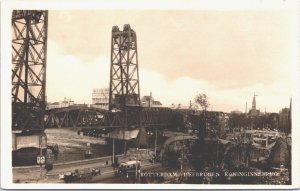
109 24 141 110
12 10 48 160
109 24 143 151
12 10 48 131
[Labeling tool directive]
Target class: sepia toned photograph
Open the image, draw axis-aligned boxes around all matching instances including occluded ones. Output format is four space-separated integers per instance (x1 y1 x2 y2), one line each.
1 0 300 189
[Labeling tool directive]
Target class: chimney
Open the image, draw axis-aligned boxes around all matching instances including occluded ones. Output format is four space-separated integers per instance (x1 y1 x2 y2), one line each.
149 92 152 108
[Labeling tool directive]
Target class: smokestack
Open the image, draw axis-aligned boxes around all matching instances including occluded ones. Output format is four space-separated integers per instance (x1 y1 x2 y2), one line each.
149 92 152 108
265 107 266 114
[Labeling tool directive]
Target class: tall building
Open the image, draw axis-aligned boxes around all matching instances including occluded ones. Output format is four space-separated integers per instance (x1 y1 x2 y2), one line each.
92 88 109 110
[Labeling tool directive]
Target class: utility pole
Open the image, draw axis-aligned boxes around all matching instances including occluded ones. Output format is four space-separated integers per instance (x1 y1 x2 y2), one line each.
112 138 115 164
149 92 152 108
38 134 46 180
154 128 157 159
181 135 184 173
216 140 219 167
39 135 43 179
135 156 138 183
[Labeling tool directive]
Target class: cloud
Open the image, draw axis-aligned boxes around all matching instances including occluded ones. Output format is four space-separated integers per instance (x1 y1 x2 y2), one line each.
208 79 291 112
46 39 291 112
45 10 294 113
139 67 291 112
57 11 72 23
47 40 110 103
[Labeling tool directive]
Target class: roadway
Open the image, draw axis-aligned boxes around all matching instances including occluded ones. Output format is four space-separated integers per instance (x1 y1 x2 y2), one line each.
13 151 157 183
89 163 167 183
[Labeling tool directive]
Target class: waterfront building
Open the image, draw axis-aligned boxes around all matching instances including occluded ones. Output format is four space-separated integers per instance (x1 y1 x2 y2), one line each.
230 110 243 114
47 97 74 109
47 102 60 109
92 88 109 110
141 93 162 107
200 111 229 136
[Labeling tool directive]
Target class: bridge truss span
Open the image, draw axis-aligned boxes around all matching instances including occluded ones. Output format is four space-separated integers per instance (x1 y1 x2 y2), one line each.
44 106 179 130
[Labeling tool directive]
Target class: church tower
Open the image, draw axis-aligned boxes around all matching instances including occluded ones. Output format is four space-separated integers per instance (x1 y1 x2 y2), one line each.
251 94 257 116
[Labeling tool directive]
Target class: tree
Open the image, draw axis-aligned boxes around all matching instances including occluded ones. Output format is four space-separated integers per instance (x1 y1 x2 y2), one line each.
229 113 245 131
268 113 279 130
194 93 210 111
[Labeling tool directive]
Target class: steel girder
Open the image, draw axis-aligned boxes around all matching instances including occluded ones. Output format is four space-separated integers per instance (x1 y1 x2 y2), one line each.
12 10 48 131
109 24 140 111
44 107 108 128
44 106 178 129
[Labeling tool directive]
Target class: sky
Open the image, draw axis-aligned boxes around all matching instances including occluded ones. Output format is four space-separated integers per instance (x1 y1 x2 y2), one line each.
46 9 296 113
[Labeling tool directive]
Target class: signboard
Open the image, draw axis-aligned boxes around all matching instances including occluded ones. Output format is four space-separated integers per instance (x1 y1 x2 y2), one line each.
16 135 40 149
14 134 47 150
37 155 46 165
109 129 140 140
